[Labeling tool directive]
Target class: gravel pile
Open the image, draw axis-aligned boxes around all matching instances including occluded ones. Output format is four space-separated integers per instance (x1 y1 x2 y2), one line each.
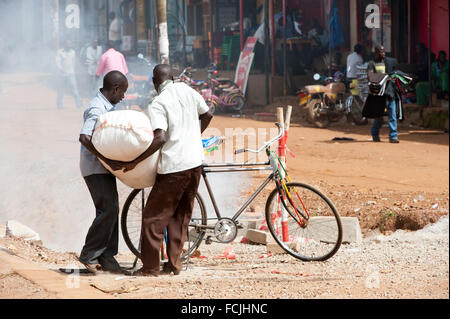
1 215 448 299
110 215 448 299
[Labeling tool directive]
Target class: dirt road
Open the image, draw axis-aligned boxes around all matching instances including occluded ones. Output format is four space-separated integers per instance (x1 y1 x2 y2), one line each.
0 73 448 299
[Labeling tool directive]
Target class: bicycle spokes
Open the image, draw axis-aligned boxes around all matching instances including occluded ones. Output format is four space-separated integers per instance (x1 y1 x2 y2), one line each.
265 182 343 261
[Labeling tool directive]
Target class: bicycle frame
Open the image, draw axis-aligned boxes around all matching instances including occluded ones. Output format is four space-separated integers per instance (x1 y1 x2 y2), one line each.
197 151 309 233
200 162 275 223
207 92 240 108
120 122 343 263
193 122 294 230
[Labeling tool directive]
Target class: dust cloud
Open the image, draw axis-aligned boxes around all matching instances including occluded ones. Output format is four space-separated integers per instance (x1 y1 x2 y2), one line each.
0 1 252 253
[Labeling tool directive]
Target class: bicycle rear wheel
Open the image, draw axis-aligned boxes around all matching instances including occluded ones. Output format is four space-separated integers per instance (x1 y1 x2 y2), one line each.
121 189 207 260
265 182 342 261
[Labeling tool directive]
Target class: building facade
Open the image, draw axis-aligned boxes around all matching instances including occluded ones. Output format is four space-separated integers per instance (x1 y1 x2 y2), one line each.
2 0 448 72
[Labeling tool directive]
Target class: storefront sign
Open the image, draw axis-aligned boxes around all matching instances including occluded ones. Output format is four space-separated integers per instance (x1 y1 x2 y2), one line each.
234 37 258 95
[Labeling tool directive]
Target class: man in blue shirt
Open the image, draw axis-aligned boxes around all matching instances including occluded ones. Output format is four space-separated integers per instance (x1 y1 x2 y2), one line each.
78 71 129 274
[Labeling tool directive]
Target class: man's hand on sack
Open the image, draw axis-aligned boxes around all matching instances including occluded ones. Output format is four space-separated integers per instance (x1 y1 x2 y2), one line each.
122 160 139 173
103 159 130 172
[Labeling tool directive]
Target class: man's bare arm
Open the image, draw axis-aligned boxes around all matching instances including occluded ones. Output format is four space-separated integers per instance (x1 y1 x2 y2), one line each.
200 112 213 133
79 134 124 171
123 129 167 172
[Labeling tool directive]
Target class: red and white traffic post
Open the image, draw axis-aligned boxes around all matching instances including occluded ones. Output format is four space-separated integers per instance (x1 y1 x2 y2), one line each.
277 106 292 243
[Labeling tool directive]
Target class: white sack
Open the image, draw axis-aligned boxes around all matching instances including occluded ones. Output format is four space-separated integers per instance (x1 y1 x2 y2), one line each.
92 110 154 161
92 110 159 189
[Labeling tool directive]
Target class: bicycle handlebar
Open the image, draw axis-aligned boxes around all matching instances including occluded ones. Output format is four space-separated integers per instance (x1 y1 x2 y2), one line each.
234 123 283 155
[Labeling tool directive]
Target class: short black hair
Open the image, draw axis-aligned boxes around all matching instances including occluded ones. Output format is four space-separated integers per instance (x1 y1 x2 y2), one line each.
354 44 363 54
375 44 385 52
153 64 174 83
103 71 128 90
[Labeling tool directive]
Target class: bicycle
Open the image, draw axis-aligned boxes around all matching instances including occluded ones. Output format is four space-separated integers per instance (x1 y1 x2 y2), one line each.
121 123 343 262
178 65 245 114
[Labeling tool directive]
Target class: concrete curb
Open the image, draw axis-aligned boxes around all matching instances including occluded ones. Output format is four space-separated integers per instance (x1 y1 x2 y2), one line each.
0 250 110 299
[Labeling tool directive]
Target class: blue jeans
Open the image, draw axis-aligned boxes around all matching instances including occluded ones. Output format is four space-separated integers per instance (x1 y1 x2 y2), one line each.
371 99 398 140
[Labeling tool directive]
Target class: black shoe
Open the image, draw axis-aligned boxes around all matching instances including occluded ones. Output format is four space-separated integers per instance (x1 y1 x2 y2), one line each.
372 136 381 142
160 264 180 276
78 257 101 274
98 255 123 274
389 138 400 144
132 268 159 277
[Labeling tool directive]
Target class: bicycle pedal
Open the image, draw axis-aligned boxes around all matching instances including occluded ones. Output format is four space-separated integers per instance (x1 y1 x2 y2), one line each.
205 236 213 245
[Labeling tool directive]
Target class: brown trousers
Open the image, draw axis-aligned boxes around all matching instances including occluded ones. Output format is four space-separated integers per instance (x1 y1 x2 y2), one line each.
141 166 202 274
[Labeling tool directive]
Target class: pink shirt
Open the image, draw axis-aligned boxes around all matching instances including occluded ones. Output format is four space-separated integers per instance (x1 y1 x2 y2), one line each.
96 48 129 77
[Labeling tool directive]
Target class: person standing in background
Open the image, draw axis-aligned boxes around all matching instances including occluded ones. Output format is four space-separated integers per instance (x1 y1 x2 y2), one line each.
96 41 129 80
56 39 83 109
366 45 400 144
347 44 364 80
108 12 122 50
86 39 103 96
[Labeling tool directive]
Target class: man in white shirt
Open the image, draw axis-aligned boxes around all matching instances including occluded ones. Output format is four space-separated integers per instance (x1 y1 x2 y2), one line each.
86 39 103 95
56 40 82 109
108 12 122 49
122 64 213 276
346 44 364 80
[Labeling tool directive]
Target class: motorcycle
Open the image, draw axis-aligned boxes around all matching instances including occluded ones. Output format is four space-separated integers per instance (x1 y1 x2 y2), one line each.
297 73 368 128
122 54 157 111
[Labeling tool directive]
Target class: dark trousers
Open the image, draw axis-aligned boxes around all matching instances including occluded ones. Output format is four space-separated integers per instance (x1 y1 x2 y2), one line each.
141 166 202 275
79 174 119 264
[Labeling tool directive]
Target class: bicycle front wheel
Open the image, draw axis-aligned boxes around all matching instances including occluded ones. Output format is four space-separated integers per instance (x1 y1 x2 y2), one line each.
265 182 342 261
121 189 208 260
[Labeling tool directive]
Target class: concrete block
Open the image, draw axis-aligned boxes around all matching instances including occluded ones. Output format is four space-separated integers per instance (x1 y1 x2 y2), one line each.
0 225 6 238
236 218 265 237
6 220 40 241
242 219 265 230
245 229 270 245
265 217 362 254
266 240 298 255
341 217 363 244
305 216 362 244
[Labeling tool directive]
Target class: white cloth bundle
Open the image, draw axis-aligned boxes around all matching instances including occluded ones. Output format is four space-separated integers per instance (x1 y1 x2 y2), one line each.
92 110 159 189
